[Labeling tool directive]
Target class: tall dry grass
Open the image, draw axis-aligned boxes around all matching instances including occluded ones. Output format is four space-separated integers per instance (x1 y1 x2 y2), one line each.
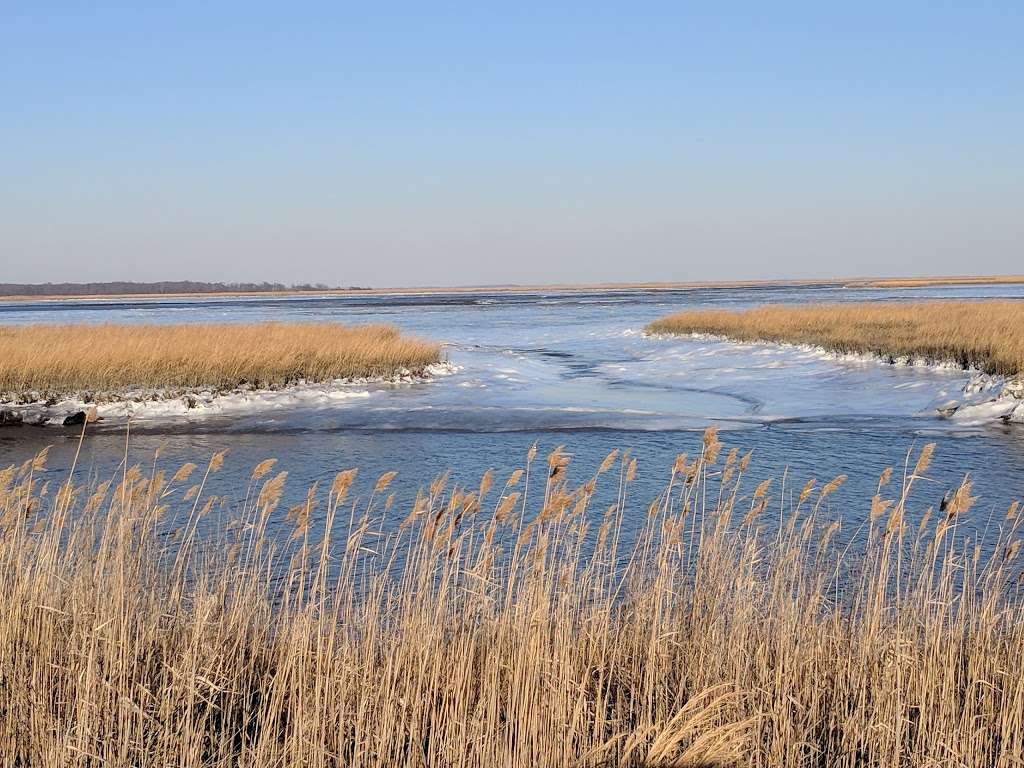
0 323 441 398
647 301 1024 375
1 431 1022 766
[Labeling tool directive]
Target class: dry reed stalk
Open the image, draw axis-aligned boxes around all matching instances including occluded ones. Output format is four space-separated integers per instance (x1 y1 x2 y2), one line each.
0 433 1022 766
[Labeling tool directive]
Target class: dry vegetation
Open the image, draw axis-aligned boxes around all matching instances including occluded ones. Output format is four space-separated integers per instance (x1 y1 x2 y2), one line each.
0 323 441 397
647 300 1024 375
858 276 1024 288
2 431 1023 766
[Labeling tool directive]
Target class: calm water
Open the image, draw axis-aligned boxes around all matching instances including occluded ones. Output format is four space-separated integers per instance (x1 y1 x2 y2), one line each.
2 284 1023 552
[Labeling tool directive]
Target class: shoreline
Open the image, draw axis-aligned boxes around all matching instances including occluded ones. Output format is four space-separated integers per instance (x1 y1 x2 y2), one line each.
0 279 845 303
3 274 1024 304
0 362 458 428
647 330 1024 425
645 301 1024 424
649 330 984 371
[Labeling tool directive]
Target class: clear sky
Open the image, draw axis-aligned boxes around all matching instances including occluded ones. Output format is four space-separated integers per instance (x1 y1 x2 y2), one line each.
3 2 1022 287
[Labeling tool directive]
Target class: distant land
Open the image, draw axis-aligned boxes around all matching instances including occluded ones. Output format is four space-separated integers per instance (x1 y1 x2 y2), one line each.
1 275 1022 301
0 281 365 297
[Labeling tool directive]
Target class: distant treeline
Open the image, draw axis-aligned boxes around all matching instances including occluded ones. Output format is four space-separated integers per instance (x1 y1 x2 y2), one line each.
0 281 368 297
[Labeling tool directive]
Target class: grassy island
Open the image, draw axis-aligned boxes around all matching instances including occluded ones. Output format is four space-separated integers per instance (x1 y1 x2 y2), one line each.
647 301 1024 375
0 323 441 397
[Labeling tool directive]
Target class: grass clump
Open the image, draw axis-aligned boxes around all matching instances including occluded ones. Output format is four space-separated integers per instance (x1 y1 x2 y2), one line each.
1 432 1022 766
0 322 441 398
647 300 1024 375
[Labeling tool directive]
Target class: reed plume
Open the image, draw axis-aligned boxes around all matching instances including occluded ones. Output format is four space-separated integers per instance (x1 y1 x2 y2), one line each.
0 439 1021 766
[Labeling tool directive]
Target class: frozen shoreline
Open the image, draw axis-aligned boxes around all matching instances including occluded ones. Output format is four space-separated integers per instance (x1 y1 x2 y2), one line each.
0 363 458 427
646 330 982 370
645 331 1024 426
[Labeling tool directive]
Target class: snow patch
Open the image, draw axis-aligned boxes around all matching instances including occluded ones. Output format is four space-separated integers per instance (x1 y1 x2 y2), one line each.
931 373 1024 426
644 331 1023 427
0 362 460 427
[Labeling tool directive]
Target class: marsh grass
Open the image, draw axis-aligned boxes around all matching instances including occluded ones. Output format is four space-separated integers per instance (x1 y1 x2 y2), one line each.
647 301 1024 375
858 276 1024 288
1 430 1022 766
0 323 441 399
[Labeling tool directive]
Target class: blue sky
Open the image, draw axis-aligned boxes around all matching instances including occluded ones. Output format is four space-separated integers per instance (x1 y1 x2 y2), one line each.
2 2 1021 286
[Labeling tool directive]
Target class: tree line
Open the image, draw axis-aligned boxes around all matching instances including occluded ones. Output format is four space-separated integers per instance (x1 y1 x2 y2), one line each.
0 281 368 297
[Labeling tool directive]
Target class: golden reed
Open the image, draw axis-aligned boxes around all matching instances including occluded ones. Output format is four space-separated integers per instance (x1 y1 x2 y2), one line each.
1 430 1022 766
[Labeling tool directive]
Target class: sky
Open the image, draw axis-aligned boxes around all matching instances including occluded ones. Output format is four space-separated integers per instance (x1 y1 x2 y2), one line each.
2 2 1022 287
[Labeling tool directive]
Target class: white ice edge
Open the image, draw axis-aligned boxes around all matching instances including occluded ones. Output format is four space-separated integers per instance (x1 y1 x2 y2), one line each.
643 331 1024 425
642 331 982 372
1 362 461 426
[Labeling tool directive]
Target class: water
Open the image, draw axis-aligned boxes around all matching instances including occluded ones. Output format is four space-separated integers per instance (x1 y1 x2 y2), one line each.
2 283 1023 553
